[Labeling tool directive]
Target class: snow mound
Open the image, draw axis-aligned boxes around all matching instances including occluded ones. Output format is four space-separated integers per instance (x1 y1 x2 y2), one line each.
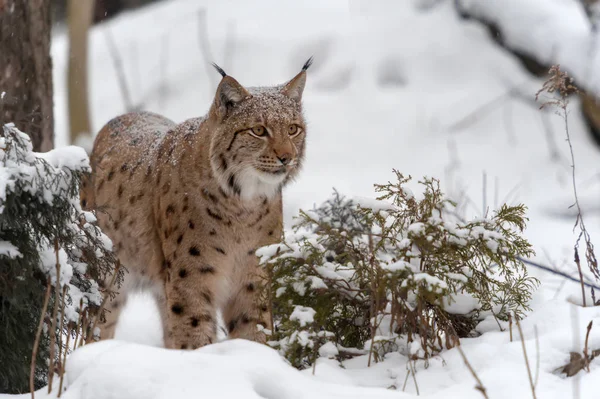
62 339 405 399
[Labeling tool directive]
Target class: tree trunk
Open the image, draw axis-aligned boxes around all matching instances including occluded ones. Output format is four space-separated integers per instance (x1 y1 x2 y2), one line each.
67 0 95 144
0 0 54 152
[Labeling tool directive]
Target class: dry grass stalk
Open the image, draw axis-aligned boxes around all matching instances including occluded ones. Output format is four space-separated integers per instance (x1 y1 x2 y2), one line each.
30 279 52 399
57 321 72 398
48 239 62 394
456 345 489 399
88 260 121 343
54 285 68 392
536 65 599 304
514 314 537 399
574 248 587 306
367 233 377 368
558 321 600 379
73 299 84 352
78 309 88 349
584 321 593 372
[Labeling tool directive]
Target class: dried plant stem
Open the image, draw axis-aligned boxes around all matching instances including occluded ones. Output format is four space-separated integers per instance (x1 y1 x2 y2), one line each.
367 233 377 367
89 260 121 343
48 239 62 394
55 286 68 389
575 248 587 307
401 366 410 392
508 313 513 342
515 315 537 399
73 299 83 351
267 266 274 335
584 321 593 372
456 345 489 399
30 278 52 399
536 66 599 290
78 309 88 348
58 322 72 397
566 99 589 305
409 359 420 395
558 86 597 298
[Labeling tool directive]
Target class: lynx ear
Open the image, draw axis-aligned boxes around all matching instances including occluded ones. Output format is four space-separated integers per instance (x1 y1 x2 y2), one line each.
211 63 251 119
281 56 313 103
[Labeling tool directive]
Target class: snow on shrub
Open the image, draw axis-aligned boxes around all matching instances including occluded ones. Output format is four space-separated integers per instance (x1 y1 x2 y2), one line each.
258 171 538 369
0 124 121 393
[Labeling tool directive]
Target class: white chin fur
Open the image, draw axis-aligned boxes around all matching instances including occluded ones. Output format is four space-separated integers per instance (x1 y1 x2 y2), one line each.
237 168 286 201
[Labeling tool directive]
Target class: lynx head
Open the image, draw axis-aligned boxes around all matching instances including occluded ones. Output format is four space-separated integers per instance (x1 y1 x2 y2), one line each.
208 58 312 201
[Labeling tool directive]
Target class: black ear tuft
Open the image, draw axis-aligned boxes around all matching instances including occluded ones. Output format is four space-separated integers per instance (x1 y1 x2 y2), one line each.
211 63 227 78
302 56 314 72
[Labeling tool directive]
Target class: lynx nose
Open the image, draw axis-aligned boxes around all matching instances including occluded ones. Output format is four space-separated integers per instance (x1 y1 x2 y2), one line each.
277 153 292 166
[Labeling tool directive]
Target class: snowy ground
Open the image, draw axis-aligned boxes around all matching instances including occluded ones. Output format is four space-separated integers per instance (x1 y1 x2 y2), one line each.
5 0 600 397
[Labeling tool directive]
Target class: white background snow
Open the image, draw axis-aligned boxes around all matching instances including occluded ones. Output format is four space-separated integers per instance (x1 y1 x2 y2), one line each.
3 0 600 397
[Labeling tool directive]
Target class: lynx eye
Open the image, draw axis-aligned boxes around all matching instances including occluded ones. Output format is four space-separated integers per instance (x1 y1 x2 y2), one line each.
250 126 267 137
288 124 302 136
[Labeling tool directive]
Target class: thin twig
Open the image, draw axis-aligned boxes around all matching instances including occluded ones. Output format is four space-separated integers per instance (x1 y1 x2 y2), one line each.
89 260 121 342
55 285 68 390
575 248 587 306
508 313 513 342
409 359 420 396
103 28 134 111
367 232 377 367
456 345 489 399
401 365 411 392
515 314 537 399
517 257 600 291
73 299 83 351
48 239 62 394
30 279 52 399
58 321 72 397
584 321 593 372
78 309 88 348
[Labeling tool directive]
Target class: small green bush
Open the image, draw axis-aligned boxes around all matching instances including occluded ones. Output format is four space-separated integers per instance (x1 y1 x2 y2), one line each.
258 171 537 369
0 124 121 393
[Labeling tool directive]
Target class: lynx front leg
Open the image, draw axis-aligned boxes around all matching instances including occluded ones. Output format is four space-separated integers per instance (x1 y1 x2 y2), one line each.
223 271 272 343
163 257 218 350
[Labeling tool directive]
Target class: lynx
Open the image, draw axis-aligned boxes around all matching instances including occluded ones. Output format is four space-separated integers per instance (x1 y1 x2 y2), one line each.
81 58 312 350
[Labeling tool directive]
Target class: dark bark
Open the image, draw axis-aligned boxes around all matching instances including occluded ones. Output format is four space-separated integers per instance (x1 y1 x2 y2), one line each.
0 0 54 152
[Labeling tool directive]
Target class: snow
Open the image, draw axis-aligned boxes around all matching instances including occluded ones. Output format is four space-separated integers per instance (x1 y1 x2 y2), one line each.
57 339 407 399
36 146 89 172
3 0 600 397
443 292 481 315
2 297 597 399
290 306 317 327
458 0 600 95
352 196 396 212
0 240 21 258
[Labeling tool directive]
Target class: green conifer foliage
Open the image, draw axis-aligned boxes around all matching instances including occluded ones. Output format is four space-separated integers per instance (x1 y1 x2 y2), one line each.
0 124 121 394
258 171 537 369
